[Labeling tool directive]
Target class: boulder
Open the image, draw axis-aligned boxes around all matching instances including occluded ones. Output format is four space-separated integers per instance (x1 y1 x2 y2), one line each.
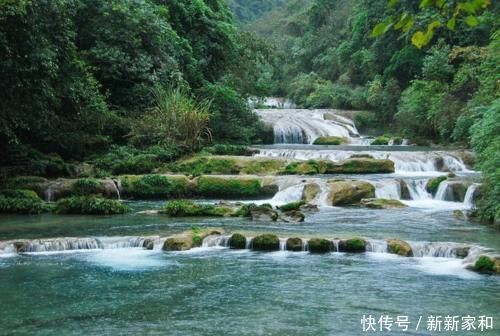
473 255 500 275
426 176 447 195
360 198 407 209
286 237 303 251
302 183 321 203
250 206 279 221
143 238 155 250
163 234 193 251
327 181 375 206
339 238 367 253
280 210 305 223
453 210 466 219
397 179 412 200
325 158 395 174
387 239 413 257
252 234 280 251
228 233 247 249
308 238 333 253
453 246 470 259
313 136 347 145
445 181 469 202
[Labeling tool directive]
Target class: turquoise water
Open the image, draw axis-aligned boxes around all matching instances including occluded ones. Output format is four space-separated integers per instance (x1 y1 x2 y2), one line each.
0 201 499 335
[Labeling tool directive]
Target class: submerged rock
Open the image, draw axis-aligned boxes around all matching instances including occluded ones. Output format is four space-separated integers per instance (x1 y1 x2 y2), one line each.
308 238 333 253
250 206 279 222
228 233 246 249
252 234 280 251
397 179 412 200
286 237 303 251
339 238 367 253
327 181 375 206
143 238 155 250
360 198 407 209
453 210 466 219
387 239 413 257
280 210 305 223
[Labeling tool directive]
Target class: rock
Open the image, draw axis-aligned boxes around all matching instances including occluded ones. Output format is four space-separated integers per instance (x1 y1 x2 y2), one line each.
453 210 466 219
143 238 155 250
163 234 192 251
302 183 321 202
473 255 500 275
360 198 407 209
397 179 412 200
278 201 305 212
300 204 319 212
313 136 347 145
339 238 367 253
387 239 413 257
286 237 303 252
349 154 374 159
457 150 476 168
327 181 375 206
426 176 447 195
308 238 333 253
252 234 280 251
228 233 247 249
325 158 395 174
453 246 470 259
445 181 469 202
250 206 279 221
280 210 305 223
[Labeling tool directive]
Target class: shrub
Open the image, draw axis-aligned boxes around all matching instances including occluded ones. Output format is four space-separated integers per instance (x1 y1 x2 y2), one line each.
161 200 231 217
0 195 51 214
121 175 190 199
54 196 130 215
0 189 41 201
72 178 101 196
6 176 47 190
474 256 495 274
196 177 266 198
371 136 390 145
170 157 240 176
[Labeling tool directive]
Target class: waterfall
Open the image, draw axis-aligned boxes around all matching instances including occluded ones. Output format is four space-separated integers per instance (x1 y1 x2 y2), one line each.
279 238 287 251
255 109 359 144
463 183 480 208
331 239 339 252
406 179 432 200
435 181 452 201
302 239 309 252
256 149 470 173
202 235 229 248
409 242 471 258
44 187 53 202
111 179 121 200
366 240 388 253
374 180 401 200
270 183 305 205
245 237 252 249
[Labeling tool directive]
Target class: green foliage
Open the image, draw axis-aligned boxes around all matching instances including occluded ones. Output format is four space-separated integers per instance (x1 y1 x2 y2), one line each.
307 238 333 253
161 200 230 217
6 176 47 190
313 137 347 145
371 136 390 145
54 196 130 215
251 234 280 251
0 195 51 214
129 86 212 151
474 255 496 273
205 144 257 156
229 0 287 25
228 233 247 249
279 201 306 212
196 177 265 198
0 189 41 201
426 176 448 195
72 179 101 196
121 175 190 200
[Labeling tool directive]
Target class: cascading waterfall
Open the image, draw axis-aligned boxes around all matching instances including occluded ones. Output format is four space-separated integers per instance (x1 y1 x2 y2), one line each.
405 179 432 200
256 149 470 173
374 180 401 200
255 109 360 144
111 179 121 200
408 241 475 258
463 183 480 208
366 240 389 253
435 181 453 201
270 183 305 206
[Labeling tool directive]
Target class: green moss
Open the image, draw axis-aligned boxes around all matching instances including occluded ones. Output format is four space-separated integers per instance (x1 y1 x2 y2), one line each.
205 144 257 156
6 176 47 191
282 160 322 175
392 137 403 145
313 136 347 145
228 233 247 249
360 198 407 209
426 176 447 195
371 136 390 145
279 201 306 212
0 189 41 201
121 174 190 199
286 237 303 251
196 176 269 198
169 156 286 175
341 238 367 252
474 256 495 274
160 200 231 217
53 196 130 215
72 178 101 196
326 158 395 174
251 234 280 251
308 238 333 253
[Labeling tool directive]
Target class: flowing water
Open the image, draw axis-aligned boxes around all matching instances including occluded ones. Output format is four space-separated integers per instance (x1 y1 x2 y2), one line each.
0 108 498 335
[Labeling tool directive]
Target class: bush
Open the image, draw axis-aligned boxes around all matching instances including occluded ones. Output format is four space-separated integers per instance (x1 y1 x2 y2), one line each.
54 196 130 215
205 144 257 156
6 176 47 190
121 175 190 199
161 200 231 217
371 136 390 145
196 177 267 198
0 192 50 214
72 178 101 196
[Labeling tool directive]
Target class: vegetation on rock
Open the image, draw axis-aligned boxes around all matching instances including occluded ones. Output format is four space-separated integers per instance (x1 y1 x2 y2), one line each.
54 196 130 215
252 234 280 251
308 238 333 253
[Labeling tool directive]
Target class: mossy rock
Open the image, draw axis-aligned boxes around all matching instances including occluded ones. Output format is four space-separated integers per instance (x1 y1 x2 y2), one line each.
313 136 347 145
360 198 407 209
168 156 287 175
163 229 219 251
302 183 321 202
286 237 303 251
278 200 305 212
250 206 279 221
397 179 412 200
444 181 469 202
325 158 395 174
453 210 466 219
120 174 190 199
308 238 333 253
387 239 413 257
339 238 366 253
327 181 375 206
252 234 280 251
392 137 403 145
196 176 275 199
473 256 499 275
426 176 447 195
228 233 247 249
160 200 232 217
280 210 305 223
349 154 374 159
371 136 390 145
143 238 155 250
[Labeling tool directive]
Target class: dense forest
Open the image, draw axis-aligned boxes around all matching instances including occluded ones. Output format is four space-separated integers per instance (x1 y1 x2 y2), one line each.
0 0 498 222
